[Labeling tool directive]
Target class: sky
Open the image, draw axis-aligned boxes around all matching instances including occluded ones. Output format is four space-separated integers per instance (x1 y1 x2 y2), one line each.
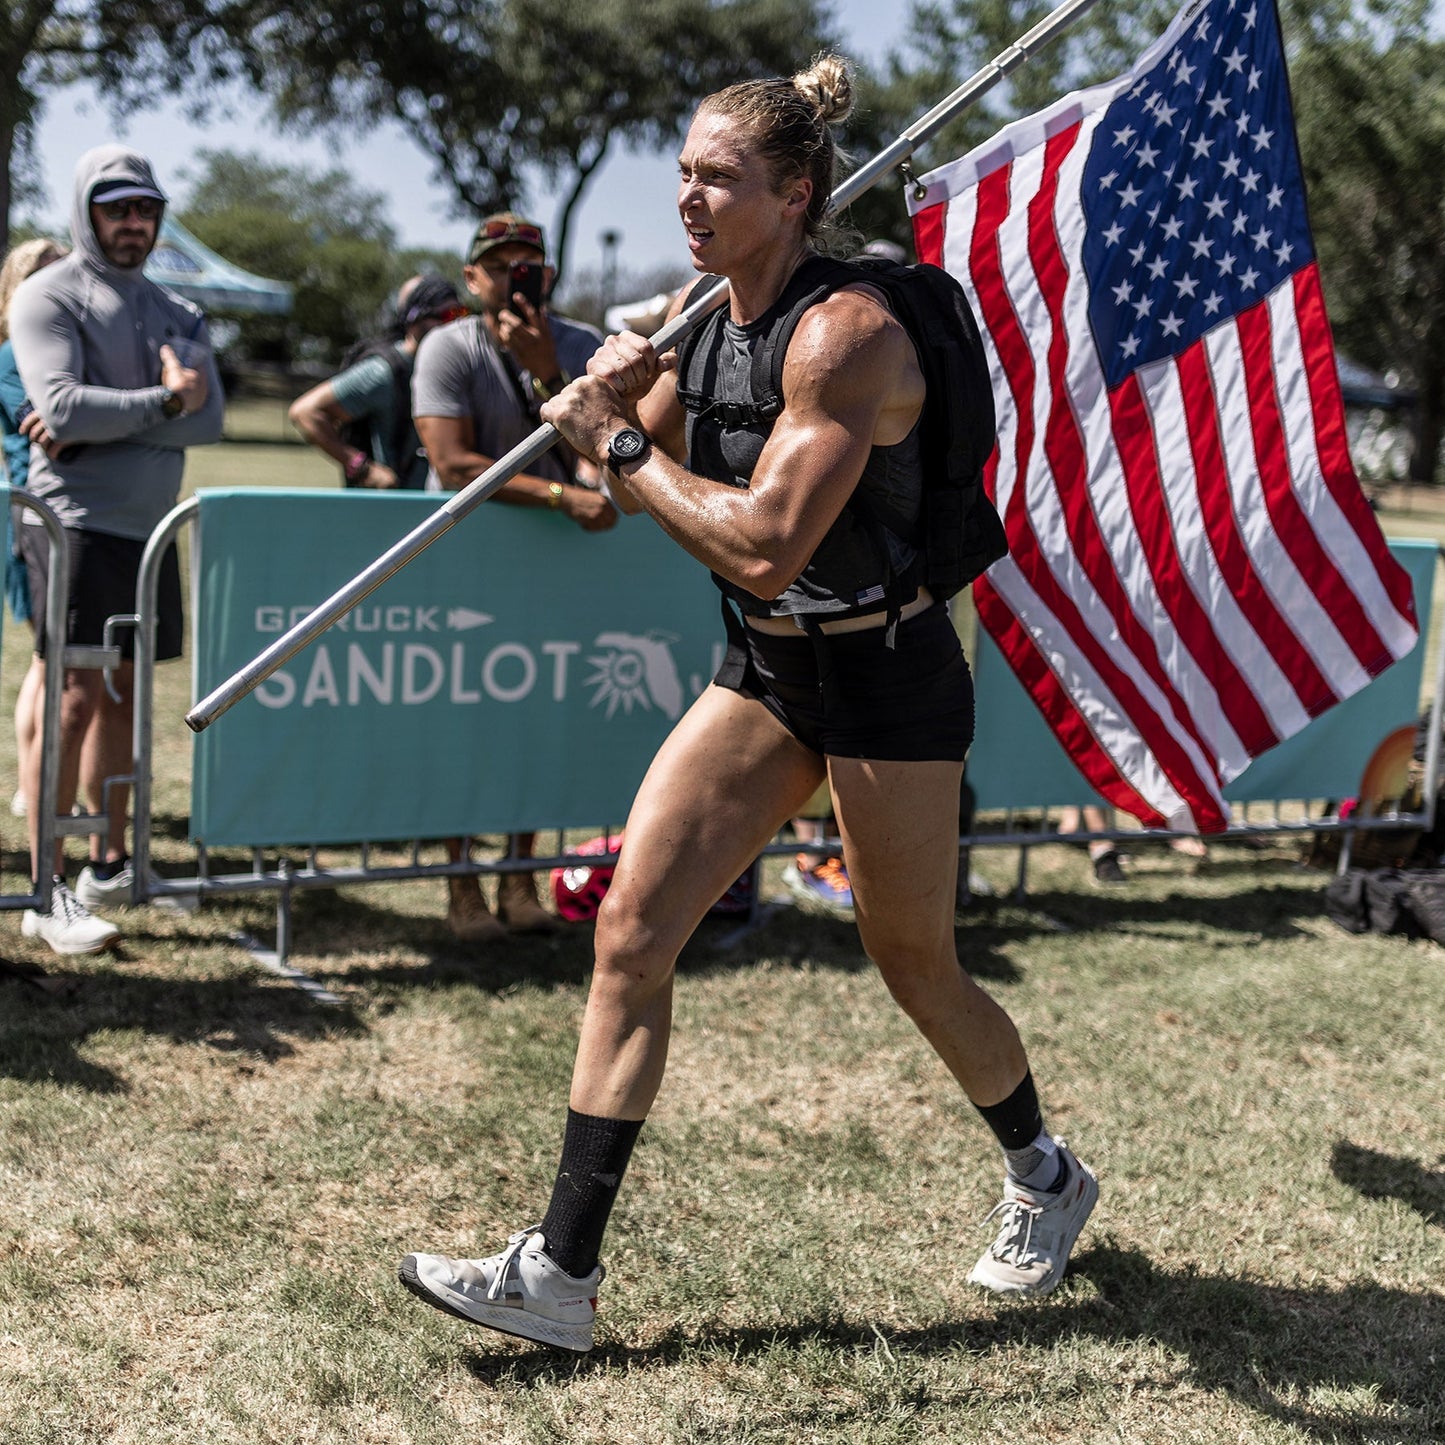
29 0 911 284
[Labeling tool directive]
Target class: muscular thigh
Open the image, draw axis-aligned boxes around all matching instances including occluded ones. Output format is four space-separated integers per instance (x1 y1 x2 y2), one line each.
600 684 826 950
829 755 964 962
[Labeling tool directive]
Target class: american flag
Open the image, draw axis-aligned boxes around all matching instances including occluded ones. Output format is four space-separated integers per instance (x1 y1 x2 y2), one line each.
909 0 1418 833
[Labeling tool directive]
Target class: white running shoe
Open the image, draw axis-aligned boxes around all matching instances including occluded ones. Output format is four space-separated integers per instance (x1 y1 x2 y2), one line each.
21 879 121 956
399 1227 603 1353
967 1140 1098 1296
75 860 199 915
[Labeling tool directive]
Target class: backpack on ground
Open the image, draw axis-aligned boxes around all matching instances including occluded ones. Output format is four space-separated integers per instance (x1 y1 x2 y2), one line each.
675 253 1007 607
334 336 412 487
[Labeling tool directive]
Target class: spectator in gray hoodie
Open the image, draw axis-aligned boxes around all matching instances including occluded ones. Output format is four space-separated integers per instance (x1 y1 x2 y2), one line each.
9 144 222 955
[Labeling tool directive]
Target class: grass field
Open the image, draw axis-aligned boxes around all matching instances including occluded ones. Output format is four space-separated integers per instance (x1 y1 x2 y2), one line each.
0 437 1441 1443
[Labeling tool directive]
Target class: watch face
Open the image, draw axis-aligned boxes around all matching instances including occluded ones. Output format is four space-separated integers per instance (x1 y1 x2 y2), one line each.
609 428 647 463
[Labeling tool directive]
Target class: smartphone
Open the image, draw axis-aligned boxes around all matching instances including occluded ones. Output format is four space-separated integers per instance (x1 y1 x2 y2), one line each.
508 261 546 311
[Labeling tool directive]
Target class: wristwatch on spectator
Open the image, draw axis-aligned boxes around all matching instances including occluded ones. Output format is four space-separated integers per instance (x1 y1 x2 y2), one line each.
160 387 186 419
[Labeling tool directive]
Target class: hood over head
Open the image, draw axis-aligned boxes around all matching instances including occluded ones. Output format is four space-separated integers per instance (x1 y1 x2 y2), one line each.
71 145 168 276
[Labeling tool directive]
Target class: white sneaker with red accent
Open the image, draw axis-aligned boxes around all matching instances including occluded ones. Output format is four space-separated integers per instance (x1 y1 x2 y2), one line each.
398 1227 603 1352
967 1141 1098 1296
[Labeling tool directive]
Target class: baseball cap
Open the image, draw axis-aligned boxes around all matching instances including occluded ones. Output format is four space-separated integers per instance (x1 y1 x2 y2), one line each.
397 274 465 329
91 179 168 205
468 212 546 264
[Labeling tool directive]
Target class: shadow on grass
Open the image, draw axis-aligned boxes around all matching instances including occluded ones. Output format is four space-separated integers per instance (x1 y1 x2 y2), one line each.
1332 1141 1445 1228
308 890 1023 993
976 882 1321 941
460 1245 1442 1442
0 966 364 1092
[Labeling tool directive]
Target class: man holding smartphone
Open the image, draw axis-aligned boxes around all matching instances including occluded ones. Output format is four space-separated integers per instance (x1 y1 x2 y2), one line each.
412 212 615 937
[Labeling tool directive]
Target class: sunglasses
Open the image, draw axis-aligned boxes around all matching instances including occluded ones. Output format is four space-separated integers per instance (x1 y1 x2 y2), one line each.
97 198 162 222
430 303 470 323
478 218 543 246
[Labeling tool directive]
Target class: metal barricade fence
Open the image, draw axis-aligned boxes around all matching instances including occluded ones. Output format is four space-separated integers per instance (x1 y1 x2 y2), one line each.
82 498 1443 971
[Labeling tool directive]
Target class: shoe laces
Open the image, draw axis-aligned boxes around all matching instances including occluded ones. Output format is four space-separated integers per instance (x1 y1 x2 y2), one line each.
486 1225 542 1303
52 880 91 926
980 1196 1044 1266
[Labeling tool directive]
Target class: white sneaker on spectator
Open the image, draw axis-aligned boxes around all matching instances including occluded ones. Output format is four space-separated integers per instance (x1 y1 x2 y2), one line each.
22 879 121 956
968 1141 1098 1296
10 788 26 818
76 859 199 915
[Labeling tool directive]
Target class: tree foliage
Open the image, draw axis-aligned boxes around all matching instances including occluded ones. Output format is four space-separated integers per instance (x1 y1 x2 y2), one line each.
249 0 836 281
0 0 272 255
177 148 461 364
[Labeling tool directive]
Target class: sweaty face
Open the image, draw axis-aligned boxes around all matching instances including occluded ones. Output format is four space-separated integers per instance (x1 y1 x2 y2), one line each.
676 110 807 274
89 201 160 270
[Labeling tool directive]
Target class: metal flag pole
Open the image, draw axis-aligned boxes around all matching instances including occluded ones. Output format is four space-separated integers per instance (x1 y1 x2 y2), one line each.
186 0 1105 733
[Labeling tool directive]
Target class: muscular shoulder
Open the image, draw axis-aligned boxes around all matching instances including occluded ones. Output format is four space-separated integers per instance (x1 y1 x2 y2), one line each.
782 283 922 409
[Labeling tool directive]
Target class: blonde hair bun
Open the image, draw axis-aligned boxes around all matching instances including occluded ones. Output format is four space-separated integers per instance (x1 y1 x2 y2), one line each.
793 54 854 126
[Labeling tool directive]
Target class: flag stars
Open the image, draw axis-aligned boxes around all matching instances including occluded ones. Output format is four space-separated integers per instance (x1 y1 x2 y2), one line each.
1251 124 1274 150
1133 295 1154 320
1128 241 1148 265
1121 334 1142 358
1240 266 1260 289
1119 181 1143 206
1247 66 1262 92
1221 153 1242 178
1206 92 1230 118
1136 141 1160 167
1147 255 1168 281
1243 3 1257 25
1113 124 1137 148
1175 273 1200 298
1218 252 1237 275
1266 184 1284 209
1175 59 1196 86
1241 168 1261 193
1203 292 1224 316
1274 240 1294 265
1112 279 1133 304
1223 47 1246 73
1190 134 1214 160
1251 224 1272 250
1176 174 1199 200
1155 99 1179 126
1102 222 1124 245
1236 112 1251 136
1190 233 1215 258
1162 216 1183 241
1099 169 1120 190
1232 212 1249 234
1204 195 1228 221
1160 312 1185 338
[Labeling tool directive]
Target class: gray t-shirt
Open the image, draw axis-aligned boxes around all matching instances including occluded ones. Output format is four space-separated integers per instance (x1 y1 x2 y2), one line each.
411 313 603 489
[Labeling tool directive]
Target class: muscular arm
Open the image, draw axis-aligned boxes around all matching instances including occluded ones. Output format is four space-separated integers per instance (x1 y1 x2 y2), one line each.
546 286 924 597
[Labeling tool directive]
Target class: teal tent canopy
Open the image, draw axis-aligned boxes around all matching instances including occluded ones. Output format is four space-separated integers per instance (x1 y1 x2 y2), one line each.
145 218 292 316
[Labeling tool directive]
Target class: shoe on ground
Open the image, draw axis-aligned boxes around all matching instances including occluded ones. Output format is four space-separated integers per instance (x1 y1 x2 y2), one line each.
75 859 199 915
1091 849 1127 886
398 1227 602 1353
10 788 26 818
782 853 854 913
967 1141 1098 1296
22 879 121 956
446 875 505 942
497 872 560 935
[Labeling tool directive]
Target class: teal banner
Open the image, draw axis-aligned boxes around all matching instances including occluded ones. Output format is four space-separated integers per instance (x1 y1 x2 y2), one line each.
191 490 722 845
968 539 1437 813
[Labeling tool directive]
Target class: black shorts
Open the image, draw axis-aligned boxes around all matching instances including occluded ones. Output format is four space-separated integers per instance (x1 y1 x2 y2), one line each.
716 601 974 761
18 523 183 662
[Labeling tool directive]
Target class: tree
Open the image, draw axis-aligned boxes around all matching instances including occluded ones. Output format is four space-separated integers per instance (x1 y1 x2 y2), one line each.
0 0 274 256
178 148 460 364
248 0 836 282
1290 3 1445 482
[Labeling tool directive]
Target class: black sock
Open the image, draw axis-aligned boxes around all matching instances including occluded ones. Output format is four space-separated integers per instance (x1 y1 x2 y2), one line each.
538 1109 642 1277
91 855 128 882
